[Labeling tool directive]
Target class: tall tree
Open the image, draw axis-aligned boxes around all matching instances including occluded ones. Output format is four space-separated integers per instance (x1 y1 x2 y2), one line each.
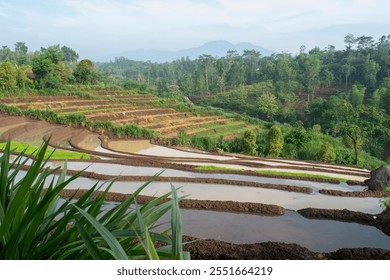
61 46 79 63
267 125 284 157
74 59 97 84
0 60 17 92
258 92 278 120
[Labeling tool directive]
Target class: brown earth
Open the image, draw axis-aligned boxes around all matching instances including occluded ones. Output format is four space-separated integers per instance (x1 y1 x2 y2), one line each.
60 189 285 215
297 208 390 236
319 189 387 197
182 237 390 260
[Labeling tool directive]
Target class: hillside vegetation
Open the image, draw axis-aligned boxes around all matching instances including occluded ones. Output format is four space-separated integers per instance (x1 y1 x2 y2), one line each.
0 35 389 169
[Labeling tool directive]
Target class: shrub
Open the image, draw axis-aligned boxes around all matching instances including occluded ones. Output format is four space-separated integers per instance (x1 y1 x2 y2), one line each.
0 140 189 260
267 125 284 157
241 130 258 156
317 141 336 162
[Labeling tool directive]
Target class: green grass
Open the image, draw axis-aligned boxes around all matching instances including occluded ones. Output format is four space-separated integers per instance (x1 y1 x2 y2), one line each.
254 170 348 182
192 122 258 139
0 141 91 160
196 165 243 172
196 165 347 182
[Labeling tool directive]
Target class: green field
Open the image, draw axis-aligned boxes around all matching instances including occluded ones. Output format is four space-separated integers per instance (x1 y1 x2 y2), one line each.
0 141 91 160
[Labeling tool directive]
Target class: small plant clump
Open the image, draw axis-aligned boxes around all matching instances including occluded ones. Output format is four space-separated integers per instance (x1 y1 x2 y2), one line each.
381 187 390 209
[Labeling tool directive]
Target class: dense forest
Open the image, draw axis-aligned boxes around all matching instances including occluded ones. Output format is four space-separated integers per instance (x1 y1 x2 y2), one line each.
0 34 389 168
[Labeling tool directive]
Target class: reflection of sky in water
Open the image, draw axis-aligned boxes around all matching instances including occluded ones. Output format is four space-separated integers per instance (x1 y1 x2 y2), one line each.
172 210 390 252
105 140 235 160
13 171 390 252
14 165 381 214
47 161 364 192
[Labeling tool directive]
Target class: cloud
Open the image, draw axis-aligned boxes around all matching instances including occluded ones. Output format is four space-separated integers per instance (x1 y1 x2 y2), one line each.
1 0 390 58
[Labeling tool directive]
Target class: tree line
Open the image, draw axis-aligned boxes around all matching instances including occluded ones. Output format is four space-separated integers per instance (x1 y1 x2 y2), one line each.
96 34 390 163
0 35 389 166
0 43 98 91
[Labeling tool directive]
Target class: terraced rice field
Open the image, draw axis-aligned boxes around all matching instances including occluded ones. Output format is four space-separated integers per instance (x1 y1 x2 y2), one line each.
1 113 389 259
0 89 257 139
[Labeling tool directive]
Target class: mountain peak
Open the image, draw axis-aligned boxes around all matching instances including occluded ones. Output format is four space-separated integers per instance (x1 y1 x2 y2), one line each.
100 40 274 62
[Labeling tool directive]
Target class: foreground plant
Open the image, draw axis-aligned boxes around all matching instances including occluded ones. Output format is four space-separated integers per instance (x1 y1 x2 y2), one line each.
0 140 189 259
381 186 390 210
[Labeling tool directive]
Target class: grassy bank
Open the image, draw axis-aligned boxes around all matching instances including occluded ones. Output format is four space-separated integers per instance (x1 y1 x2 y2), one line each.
196 165 348 182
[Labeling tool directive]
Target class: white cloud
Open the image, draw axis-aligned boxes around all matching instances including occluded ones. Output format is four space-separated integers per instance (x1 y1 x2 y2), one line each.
1 0 390 58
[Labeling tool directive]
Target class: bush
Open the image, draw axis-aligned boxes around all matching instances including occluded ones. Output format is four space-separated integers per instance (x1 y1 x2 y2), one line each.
241 130 258 156
317 142 336 162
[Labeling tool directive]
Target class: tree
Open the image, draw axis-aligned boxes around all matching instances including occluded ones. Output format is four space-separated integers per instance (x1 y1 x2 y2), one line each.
40 45 64 64
74 59 96 84
54 62 73 83
350 84 365 107
344 33 356 50
343 124 364 165
258 92 278 120
317 142 336 162
285 122 310 158
61 46 79 63
16 64 33 89
14 42 28 65
241 130 258 156
266 125 284 157
341 64 354 90
298 53 321 101
32 54 55 80
0 60 17 92
198 54 214 92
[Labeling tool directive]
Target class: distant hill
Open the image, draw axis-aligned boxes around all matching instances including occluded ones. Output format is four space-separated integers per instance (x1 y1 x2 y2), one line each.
99 40 275 62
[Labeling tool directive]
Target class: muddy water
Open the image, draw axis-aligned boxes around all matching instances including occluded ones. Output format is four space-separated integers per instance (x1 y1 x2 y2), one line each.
106 140 235 160
12 170 389 252
174 209 390 252
48 161 363 192
76 134 101 150
59 176 382 214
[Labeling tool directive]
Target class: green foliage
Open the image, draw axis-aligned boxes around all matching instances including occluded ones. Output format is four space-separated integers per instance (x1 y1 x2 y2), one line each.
266 125 284 157
350 84 365 107
112 124 159 139
381 187 390 209
74 59 97 84
317 141 336 162
258 92 279 120
241 130 258 156
173 130 189 146
312 124 321 134
190 135 216 151
0 60 17 92
0 140 189 259
285 122 310 158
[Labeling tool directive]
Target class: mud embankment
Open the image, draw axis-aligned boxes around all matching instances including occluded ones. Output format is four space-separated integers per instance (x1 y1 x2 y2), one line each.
298 208 390 236
60 189 285 216
319 189 387 197
182 236 390 260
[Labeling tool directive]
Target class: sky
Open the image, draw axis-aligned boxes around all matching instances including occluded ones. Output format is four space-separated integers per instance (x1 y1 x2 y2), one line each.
1 0 390 60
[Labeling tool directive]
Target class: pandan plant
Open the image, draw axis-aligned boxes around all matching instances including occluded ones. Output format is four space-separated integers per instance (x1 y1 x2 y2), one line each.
0 140 189 260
